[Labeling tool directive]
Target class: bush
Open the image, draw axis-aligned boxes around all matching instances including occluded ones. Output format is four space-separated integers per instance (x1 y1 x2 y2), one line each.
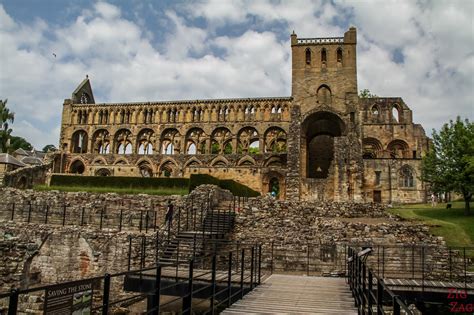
189 174 260 197
50 175 189 189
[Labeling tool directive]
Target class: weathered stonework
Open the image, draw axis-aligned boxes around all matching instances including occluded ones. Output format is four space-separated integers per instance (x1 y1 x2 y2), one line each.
56 27 429 203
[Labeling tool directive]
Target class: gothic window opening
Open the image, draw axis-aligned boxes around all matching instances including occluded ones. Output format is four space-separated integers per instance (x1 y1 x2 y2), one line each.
161 128 180 155
224 142 233 154
211 127 232 154
185 128 205 154
114 129 132 154
72 130 88 153
264 127 287 153
163 143 174 155
187 142 197 154
159 163 174 177
305 48 311 65
249 140 260 154
238 127 259 154
321 48 327 64
392 105 399 122
137 129 154 155
93 129 110 154
399 165 415 188
372 106 379 116
69 160 85 174
336 48 343 63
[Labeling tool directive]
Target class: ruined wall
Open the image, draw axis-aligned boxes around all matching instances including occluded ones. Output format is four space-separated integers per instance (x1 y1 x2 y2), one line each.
3 163 51 189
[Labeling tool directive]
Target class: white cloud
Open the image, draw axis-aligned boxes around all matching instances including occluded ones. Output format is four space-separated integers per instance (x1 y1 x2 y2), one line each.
0 0 472 151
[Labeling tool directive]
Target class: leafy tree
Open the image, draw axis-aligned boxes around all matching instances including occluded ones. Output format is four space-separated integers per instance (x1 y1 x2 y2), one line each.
42 144 57 152
421 117 474 214
359 89 378 98
9 136 33 152
0 99 15 153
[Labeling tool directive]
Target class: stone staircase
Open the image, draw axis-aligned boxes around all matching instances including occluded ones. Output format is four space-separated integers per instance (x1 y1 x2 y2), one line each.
158 200 235 265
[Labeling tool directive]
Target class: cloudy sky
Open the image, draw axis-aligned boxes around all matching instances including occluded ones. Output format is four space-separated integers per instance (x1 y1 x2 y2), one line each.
0 0 472 149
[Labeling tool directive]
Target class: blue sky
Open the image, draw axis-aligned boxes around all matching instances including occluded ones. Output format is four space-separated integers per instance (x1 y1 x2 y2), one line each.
0 0 473 149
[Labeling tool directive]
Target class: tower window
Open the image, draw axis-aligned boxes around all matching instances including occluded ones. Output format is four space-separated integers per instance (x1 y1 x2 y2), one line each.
321 49 327 64
337 48 343 63
305 48 311 65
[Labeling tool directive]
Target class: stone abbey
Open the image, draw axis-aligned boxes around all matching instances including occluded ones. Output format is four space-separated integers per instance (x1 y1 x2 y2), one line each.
57 27 430 203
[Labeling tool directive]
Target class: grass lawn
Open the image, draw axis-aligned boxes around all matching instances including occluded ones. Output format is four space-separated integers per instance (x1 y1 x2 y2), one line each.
34 185 188 196
389 201 474 247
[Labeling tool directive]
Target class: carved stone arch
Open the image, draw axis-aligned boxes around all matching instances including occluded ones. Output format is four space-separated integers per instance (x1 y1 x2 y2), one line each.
264 156 284 168
399 164 415 188
237 155 257 167
184 157 203 168
185 127 206 154
71 129 88 153
92 129 111 154
362 137 383 159
114 157 130 165
137 158 154 177
161 128 180 154
137 128 155 155
387 139 409 158
69 158 87 174
392 103 403 123
136 157 155 171
158 158 178 177
92 156 107 165
114 128 133 154
211 127 233 154
317 84 332 105
237 127 260 154
264 127 287 153
95 168 111 177
210 156 230 167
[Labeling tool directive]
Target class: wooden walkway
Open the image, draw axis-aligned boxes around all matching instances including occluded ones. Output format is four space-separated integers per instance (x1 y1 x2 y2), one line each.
222 275 357 314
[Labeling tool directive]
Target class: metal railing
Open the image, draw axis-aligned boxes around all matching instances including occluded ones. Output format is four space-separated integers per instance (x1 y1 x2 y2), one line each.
0 244 262 314
348 247 414 315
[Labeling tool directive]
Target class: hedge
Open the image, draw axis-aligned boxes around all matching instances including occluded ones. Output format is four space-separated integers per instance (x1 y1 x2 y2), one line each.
50 175 189 189
188 174 260 197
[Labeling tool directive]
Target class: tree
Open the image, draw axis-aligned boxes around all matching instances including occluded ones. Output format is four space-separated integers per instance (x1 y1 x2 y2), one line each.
42 144 57 152
359 89 378 98
0 99 15 153
9 136 33 152
421 117 474 214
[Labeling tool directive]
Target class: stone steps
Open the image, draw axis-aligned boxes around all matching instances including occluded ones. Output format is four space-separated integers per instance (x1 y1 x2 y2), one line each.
222 274 357 314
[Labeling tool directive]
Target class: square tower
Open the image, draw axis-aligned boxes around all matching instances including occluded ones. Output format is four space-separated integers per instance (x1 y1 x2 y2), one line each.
291 27 358 115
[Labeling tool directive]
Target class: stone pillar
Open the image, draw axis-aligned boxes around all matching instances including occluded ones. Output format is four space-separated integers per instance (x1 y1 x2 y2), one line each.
285 105 301 200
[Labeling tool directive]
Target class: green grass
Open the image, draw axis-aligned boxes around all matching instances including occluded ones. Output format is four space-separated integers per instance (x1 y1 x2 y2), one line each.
34 185 188 196
389 201 474 247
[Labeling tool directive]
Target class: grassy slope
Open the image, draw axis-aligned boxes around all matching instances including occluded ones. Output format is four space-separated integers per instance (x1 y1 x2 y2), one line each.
34 185 188 196
389 201 474 247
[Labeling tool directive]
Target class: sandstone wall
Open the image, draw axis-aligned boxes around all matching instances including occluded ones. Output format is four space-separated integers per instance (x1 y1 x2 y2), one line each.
2 163 51 189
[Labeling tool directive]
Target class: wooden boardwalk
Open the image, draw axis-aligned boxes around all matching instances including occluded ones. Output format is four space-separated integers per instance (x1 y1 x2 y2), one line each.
222 275 357 314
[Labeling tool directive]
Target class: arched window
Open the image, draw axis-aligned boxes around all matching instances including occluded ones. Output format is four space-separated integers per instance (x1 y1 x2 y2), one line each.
305 48 311 65
72 130 88 153
163 143 174 155
321 48 327 64
399 166 415 188
114 129 133 154
392 105 399 122
317 85 332 105
187 143 197 154
70 160 85 174
372 105 379 116
336 48 343 63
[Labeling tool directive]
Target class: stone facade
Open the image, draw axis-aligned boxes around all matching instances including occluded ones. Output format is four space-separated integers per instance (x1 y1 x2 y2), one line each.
57 27 429 203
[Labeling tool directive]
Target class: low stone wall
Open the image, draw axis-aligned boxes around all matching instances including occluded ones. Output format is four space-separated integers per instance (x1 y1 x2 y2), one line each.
2 162 52 189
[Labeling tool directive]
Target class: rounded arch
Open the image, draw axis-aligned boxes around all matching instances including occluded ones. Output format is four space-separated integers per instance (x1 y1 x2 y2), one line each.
114 157 129 165
114 128 133 154
185 127 206 154
264 127 287 153
211 127 233 154
92 156 107 165
69 159 86 174
387 139 409 158
71 130 88 153
210 156 230 167
158 159 178 177
137 160 153 177
95 168 111 176
137 128 155 155
264 156 284 168
237 127 259 154
316 84 332 105
302 111 345 178
92 129 110 154
237 155 257 167
362 137 383 159
184 157 203 168
161 128 180 155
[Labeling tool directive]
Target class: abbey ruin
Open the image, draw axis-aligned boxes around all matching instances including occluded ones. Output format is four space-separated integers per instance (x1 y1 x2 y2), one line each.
56 27 430 203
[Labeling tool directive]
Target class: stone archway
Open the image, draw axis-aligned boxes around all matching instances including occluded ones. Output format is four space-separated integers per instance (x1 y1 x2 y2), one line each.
302 111 345 179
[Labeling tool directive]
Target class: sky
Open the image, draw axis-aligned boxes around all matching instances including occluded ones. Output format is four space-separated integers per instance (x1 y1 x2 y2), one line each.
0 0 473 150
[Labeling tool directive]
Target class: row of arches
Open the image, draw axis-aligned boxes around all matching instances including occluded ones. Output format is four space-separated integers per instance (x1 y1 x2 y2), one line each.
69 154 285 176
369 103 404 123
363 138 414 159
71 126 288 156
71 102 290 126
305 47 343 66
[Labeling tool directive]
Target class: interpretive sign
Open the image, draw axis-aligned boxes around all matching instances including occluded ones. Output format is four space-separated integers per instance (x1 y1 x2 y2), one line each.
44 280 93 315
